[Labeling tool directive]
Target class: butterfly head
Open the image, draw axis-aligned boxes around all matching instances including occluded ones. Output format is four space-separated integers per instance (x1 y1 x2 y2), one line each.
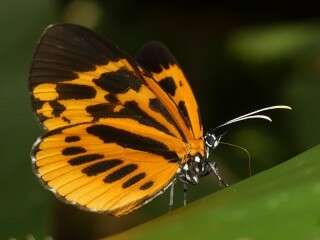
204 132 221 150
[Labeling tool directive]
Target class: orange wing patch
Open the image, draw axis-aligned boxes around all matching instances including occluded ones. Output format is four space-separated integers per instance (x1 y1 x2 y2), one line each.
136 42 203 139
33 118 187 216
31 58 134 129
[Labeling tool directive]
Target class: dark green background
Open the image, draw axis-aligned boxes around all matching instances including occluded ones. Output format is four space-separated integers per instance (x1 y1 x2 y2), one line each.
0 1 319 239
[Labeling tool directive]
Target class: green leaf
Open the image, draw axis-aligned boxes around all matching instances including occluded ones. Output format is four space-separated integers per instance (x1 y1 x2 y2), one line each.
104 145 320 240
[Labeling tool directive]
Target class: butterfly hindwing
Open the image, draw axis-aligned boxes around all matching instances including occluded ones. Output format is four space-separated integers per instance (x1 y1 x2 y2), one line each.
33 118 188 216
136 42 203 139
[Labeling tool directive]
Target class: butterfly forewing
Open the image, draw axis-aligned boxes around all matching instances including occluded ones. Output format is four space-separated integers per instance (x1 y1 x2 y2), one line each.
30 24 185 141
136 42 203 139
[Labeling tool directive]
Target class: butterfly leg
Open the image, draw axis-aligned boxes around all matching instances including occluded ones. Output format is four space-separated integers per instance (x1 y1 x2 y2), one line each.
169 182 175 210
183 182 188 207
209 162 229 187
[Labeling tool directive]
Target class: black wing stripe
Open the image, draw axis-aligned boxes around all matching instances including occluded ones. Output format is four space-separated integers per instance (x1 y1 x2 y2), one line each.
68 154 104 165
87 124 179 162
104 164 138 183
82 159 123 176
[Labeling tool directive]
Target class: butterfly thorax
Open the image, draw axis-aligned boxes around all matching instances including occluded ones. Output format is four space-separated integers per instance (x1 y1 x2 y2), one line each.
177 154 212 184
177 133 221 185
188 138 205 157
176 138 208 184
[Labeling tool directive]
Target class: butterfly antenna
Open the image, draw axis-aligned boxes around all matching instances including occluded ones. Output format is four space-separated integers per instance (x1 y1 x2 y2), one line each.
220 141 252 176
213 105 292 131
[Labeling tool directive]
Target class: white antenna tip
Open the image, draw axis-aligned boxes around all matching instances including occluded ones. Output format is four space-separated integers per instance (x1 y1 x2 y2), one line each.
272 105 292 110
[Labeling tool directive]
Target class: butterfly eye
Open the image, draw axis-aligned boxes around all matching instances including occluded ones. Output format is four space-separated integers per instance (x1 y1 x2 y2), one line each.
204 133 218 148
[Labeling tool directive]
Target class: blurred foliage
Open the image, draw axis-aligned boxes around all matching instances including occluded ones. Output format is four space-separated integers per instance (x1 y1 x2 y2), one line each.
105 145 320 240
0 1 57 239
0 1 319 239
228 23 320 63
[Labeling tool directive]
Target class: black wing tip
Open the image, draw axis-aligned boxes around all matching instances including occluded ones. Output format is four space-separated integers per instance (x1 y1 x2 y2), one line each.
30 22 138 78
137 41 172 52
42 23 125 54
43 22 96 34
45 22 87 29
43 23 102 39
138 41 169 49
28 22 121 90
136 41 178 73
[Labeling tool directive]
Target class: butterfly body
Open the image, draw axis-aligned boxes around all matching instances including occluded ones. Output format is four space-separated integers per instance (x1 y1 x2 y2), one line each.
30 23 208 216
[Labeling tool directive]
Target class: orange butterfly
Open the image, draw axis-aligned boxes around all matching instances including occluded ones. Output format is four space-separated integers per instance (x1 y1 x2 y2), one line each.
29 24 291 216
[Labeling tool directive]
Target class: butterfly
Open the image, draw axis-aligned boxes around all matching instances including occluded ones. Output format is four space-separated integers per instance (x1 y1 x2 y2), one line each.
29 23 291 217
